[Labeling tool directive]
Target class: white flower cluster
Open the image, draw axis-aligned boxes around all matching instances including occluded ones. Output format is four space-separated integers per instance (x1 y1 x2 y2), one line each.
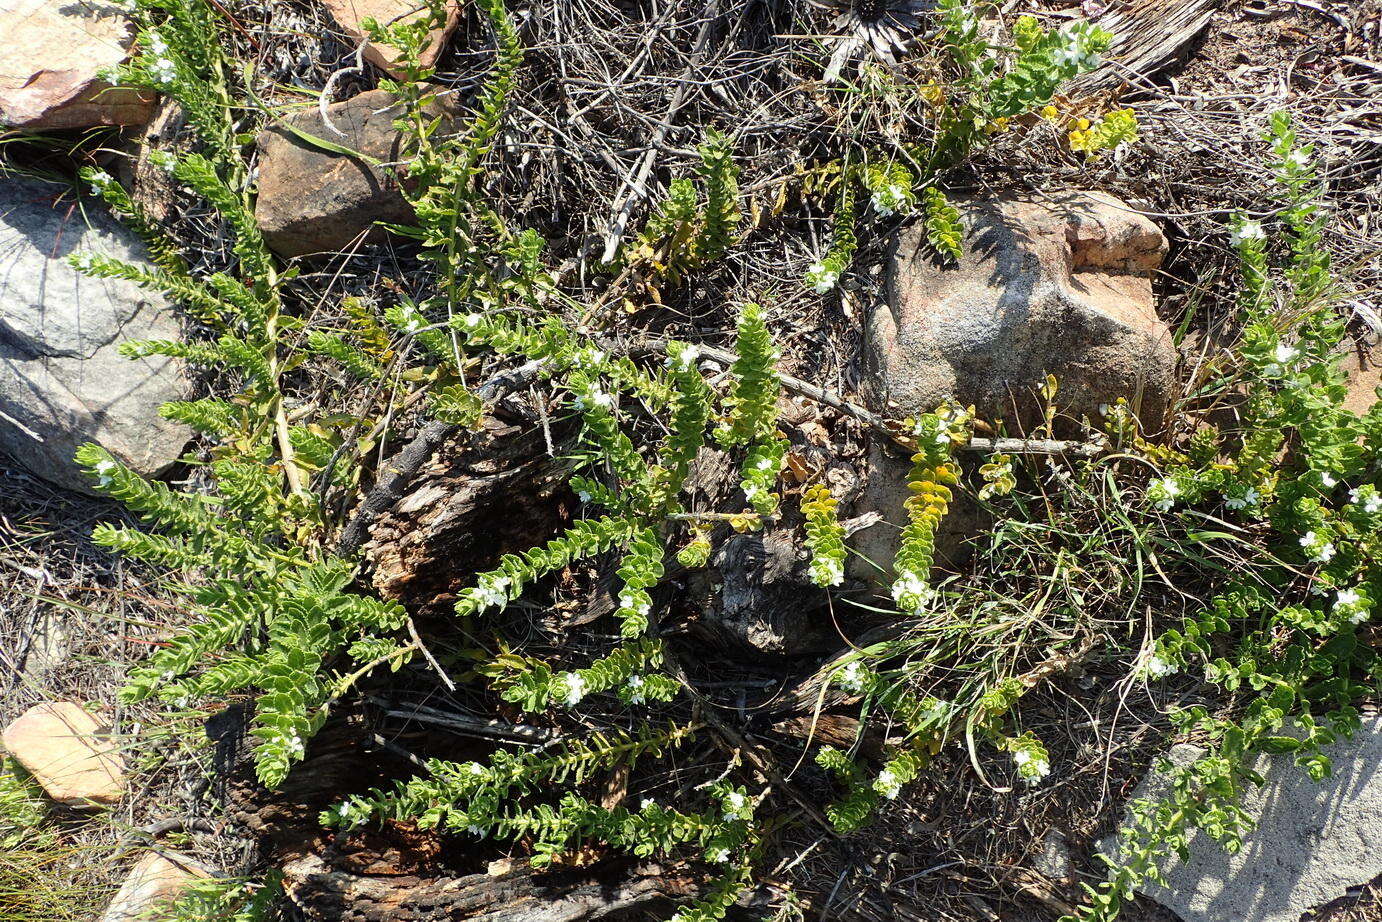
1053 24 1103 71
146 33 176 84
1147 476 1181 512
561 671 586 707
1143 653 1177 679
835 661 868 694
1230 220 1266 247
806 262 839 294
88 170 114 190
870 184 910 217
618 590 651 620
332 797 372 830
1224 485 1260 510
666 344 700 369
874 768 902 800
464 573 511 612
1262 341 1299 378
93 458 117 488
1334 588 1371 625
625 674 645 705
812 556 845 588
574 386 613 411
891 571 933 614
1299 530 1336 564
148 148 177 176
1012 747 1051 783
71 253 97 273
1351 486 1382 514
721 790 748 820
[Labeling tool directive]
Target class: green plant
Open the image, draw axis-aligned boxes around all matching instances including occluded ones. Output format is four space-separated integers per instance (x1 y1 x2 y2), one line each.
1069 114 1381 922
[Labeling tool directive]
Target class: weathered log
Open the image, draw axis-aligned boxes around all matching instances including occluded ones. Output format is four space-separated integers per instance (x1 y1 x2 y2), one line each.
1074 0 1223 94
362 414 576 610
281 854 702 922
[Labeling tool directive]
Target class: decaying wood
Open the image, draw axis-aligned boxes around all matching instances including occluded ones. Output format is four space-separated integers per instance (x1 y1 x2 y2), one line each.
1075 0 1223 94
336 359 547 560
362 414 575 608
282 854 702 922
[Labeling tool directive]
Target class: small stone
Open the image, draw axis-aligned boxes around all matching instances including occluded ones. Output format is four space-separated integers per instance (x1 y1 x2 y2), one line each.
0 0 155 130
100 853 211 922
1099 717 1382 922
322 0 461 78
253 89 458 258
0 176 189 493
1 702 124 807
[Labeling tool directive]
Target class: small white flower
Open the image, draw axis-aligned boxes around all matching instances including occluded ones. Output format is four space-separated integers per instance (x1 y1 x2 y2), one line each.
1287 149 1312 170
708 847 731 864
626 675 646 704
562 672 586 707
1350 487 1382 514
1275 342 1299 364
676 344 699 367
1144 654 1176 679
149 149 177 175
874 769 902 800
147 31 168 55
1225 486 1260 510
807 262 839 294
94 458 117 486
466 824 485 836
815 558 844 588
463 313 482 328
1335 588 1361 609
588 388 613 409
72 253 96 272
640 797 656 811
577 489 592 503
755 457 775 471
469 574 511 611
149 56 176 84
89 170 113 189
1299 531 1336 563
891 571 932 612
722 791 747 819
1230 221 1266 245
467 762 487 776
1320 472 1338 488
837 661 866 694
1149 476 1181 512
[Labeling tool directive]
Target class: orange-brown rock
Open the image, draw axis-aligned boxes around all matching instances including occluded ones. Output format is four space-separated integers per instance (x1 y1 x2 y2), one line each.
322 0 461 78
254 89 456 258
1 702 124 807
0 0 154 130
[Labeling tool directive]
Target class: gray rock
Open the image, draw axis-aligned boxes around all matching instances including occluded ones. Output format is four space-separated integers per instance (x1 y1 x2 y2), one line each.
1099 718 1382 922
864 190 1176 431
1 177 188 492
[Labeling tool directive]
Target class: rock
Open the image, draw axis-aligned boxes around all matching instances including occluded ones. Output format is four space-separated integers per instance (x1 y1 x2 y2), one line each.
100 852 210 922
322 0 461 78
0 0 155 130
1340 335 1379 417
1 701 124 807
864 190 1176 431
1099 717 1382 922
0 177 189 493
254 89 457 258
